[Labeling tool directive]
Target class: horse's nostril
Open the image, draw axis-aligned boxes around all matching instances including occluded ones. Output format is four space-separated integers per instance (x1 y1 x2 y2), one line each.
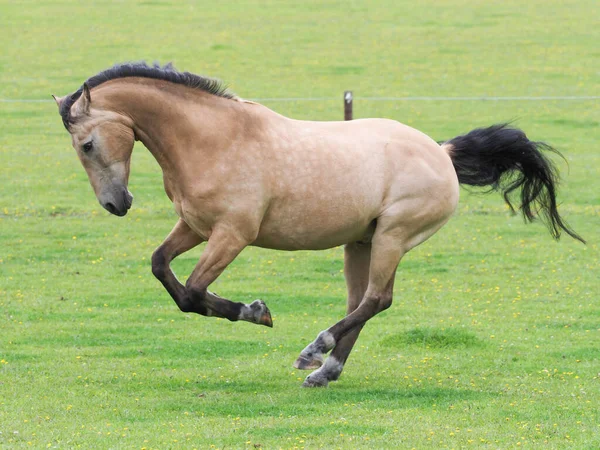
124 191 133 209
105 202 117 214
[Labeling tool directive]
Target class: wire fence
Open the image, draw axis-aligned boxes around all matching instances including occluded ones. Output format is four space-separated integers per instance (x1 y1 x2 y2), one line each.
2 95 599 103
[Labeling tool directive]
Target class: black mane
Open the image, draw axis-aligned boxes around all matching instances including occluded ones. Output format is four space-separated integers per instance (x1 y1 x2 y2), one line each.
59 62 237 130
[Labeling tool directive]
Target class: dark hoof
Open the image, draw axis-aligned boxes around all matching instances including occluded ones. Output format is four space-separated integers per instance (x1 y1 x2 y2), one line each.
302 373 329 388
293 353 323 370
249 300 273 328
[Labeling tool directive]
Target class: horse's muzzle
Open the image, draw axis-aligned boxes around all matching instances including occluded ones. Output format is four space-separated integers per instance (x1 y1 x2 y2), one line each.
101 189 133 217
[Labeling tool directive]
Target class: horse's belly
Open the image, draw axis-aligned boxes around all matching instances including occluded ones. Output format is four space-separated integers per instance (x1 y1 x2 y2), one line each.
252 222 371 251
252 199 376 251
251 137 386 250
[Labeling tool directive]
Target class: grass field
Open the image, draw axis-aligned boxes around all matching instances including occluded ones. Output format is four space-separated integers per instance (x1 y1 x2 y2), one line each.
1 0 599 448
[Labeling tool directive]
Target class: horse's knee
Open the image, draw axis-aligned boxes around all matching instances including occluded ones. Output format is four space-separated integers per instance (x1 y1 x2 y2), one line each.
151 247 167 280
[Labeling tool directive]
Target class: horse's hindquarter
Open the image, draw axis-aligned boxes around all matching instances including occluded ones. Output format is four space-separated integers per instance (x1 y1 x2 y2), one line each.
372 121 460 251
252 117 459 251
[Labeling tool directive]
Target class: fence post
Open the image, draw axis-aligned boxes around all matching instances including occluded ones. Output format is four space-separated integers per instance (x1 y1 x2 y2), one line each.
344 91 353 121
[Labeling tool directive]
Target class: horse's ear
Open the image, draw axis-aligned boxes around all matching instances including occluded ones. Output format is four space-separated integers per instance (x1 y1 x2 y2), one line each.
51 94 64 109
80 83 91 113
71 83 92 117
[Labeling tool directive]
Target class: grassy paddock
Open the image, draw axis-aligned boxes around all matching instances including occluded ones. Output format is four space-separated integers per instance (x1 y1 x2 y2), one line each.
1 1 599 448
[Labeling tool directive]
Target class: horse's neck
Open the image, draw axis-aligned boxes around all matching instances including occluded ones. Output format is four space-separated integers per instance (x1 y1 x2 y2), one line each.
101 81 243 175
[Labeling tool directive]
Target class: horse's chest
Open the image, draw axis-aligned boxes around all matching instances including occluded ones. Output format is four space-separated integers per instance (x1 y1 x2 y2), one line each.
173 200 214 241
173 199 185 218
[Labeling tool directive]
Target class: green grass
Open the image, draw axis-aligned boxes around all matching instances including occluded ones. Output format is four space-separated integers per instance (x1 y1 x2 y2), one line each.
1 0 599 448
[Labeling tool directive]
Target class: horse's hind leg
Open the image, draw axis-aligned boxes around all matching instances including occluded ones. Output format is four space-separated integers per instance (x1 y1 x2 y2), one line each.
294 242 371 386
297 227 404 387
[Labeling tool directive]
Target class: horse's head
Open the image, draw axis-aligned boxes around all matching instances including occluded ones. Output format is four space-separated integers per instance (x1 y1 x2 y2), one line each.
53 83 135 216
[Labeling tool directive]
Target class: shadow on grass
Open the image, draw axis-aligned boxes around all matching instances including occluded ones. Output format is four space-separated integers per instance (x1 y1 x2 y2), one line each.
159 379 494 419
551 347 600 362
108 339 270 359
380 326 484 349
250 422 389 440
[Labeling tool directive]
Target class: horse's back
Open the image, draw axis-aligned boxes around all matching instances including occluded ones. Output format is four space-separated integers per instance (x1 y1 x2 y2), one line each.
250 113 459 251
283 117 459 214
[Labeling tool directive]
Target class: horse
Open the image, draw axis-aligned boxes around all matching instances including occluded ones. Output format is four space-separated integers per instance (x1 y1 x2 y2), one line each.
53 62 584 387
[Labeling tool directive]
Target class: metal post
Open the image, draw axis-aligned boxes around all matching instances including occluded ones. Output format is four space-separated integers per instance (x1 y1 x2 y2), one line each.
344 91 353 121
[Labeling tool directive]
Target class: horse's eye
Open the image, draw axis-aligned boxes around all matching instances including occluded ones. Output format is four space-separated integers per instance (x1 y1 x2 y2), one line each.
82 141 93 153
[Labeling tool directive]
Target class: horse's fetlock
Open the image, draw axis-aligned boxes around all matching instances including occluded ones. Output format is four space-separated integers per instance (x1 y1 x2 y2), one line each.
321 356 344 379
317 330 336 351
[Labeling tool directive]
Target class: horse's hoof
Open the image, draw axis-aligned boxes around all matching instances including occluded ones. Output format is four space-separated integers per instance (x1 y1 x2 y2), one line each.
249 299 273 328
302 372 329 388
293 353 323 370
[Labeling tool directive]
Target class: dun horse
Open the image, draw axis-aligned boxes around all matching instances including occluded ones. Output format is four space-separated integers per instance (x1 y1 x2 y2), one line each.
53 63 583 387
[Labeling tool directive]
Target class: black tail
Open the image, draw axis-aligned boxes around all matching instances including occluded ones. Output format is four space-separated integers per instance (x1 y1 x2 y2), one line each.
444 124 585 243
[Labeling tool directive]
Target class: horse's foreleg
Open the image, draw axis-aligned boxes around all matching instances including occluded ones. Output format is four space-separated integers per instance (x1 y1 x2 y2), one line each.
151 219 208 314
294 242 371 384
299 233 403 387
184 227 273 327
